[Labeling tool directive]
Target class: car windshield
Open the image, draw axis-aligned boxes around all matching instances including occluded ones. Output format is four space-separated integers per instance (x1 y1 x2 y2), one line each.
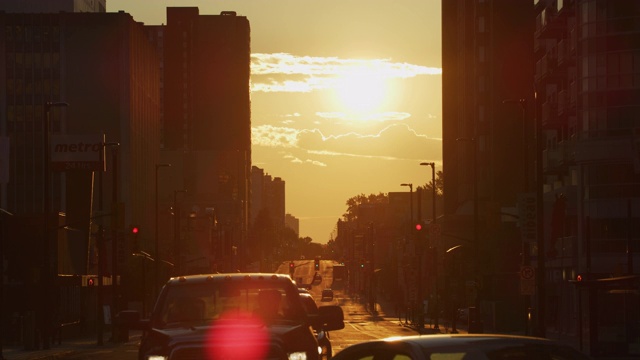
152 280 304 328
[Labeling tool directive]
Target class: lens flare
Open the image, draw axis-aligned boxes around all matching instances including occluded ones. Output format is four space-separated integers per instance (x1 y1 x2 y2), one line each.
206 311 269 359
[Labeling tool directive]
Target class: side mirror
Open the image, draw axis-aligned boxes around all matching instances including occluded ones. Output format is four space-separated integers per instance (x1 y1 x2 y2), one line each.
317 305 344 331
116 310 151 331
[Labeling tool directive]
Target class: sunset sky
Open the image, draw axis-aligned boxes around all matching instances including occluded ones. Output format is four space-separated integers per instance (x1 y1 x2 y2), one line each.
107 0 443 243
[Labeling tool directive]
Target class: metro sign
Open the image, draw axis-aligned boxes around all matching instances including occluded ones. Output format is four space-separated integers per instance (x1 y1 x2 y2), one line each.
51 134 104 172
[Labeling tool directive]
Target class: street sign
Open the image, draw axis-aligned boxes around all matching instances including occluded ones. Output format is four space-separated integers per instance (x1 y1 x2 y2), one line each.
520 265 535 280
520 265 535 295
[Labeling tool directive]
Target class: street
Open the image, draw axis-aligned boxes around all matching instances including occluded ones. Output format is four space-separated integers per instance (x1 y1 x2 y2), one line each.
4 260 430 360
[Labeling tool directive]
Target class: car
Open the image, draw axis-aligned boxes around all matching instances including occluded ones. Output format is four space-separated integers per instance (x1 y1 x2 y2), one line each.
299 292 334 359
118 273 345 360
332 334 591 360
321 288 334 301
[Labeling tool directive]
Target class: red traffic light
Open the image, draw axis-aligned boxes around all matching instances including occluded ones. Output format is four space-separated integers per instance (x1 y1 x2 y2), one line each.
576 274 583 282
88 277 95 286
289 262 295 268
415 223 423 231
132 227 139 234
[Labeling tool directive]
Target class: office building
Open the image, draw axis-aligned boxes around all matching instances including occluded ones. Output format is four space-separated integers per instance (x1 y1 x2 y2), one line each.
534 0 640 355
148 8 252 272
441 0 535 332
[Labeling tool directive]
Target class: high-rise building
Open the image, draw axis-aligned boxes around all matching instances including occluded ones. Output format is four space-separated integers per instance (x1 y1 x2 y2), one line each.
285 213 299 236
146 8 252 272
0 9 160 346
441 0 534 332
0 0 106 13
534 0 640 355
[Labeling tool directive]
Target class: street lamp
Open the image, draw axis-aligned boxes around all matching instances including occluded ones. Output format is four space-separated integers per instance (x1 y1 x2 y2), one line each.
446 244 464 334
42 101 68 349
96 141 118 346
503 97 536 335
400 183 416 325
420 162 438 331
419 162 437 226
456 136 480 332
400 183 413 224
0 208 13 357
173 189 187 275
155 163 171 298
109 144 123 341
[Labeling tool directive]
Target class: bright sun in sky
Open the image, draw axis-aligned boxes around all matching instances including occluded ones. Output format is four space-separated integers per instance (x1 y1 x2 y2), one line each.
333 69 388 116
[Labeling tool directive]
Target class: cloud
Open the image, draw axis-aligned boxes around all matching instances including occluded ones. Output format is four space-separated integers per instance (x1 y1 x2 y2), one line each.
315 111 411 122
252 123 442 163
251 53 441 93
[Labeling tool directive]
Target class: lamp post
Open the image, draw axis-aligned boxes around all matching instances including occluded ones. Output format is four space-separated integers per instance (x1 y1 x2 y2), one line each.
42 101 68 349
446 244 464 334
534 89 546 337
155 163 171 298
96 141 119 346
503 98 533 334
0 208 13 357
420 162 438 330
456 136 479 332
173 189 187 275
400 183 413 224
109 144 122 341
400 183 414 323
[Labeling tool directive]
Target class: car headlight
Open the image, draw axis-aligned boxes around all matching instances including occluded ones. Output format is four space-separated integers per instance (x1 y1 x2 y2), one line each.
147 356 168 360
288 351 307 360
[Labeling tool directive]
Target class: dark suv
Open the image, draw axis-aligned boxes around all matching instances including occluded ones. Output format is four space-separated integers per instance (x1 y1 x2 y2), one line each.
119 273 344 360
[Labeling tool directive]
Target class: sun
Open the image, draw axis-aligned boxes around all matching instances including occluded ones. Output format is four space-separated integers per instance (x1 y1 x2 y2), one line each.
333 70 387 116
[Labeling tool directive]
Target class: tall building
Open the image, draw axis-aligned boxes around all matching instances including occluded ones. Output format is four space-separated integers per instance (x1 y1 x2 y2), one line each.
0 0 106 13
251 166 285 229
534 0 640 355
146 8 252 273
284 213 299 235
441 0 535 332
0 9 160 345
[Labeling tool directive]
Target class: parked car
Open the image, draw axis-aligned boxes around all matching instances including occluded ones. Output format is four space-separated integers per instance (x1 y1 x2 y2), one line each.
321 288 334 301
119 273 344 360
299 292 334 359
332 334 590 360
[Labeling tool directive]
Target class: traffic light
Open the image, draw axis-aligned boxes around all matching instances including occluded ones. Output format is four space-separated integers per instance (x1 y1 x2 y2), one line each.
289 262 295 275
314 257 320 270
132 226 139 251
415 222 423 231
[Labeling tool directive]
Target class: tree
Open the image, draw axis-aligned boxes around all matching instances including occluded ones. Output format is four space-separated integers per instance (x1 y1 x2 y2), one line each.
342 192 388 222
423 170 444 195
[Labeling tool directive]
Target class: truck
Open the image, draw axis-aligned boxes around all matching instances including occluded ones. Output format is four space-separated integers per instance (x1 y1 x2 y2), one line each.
119 273 344 360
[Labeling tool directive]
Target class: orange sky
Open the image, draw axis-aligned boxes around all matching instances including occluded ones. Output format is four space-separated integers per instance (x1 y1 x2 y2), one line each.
108 0 442 243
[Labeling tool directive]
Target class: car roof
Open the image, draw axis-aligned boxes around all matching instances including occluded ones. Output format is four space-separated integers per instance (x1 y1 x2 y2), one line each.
336 334 589 360
164 273 295 286
374 334 561 349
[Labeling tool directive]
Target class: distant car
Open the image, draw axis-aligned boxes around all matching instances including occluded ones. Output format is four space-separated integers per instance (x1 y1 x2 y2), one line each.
321 288 334 301
299 292 333 360
332 334 590 360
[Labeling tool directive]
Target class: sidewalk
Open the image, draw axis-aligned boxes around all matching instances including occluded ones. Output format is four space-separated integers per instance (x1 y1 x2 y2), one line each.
1 331 141 360
364 296 468 335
